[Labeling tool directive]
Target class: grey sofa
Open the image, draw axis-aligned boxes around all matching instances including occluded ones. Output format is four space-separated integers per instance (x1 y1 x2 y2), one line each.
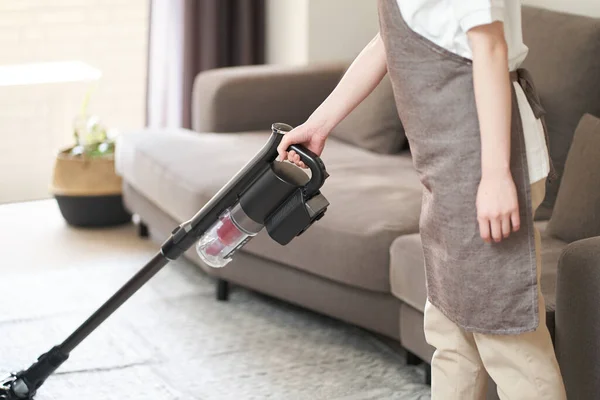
116 6 600 400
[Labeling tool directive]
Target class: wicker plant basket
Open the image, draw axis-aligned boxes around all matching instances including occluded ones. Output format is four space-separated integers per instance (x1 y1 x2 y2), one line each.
50 148 131 227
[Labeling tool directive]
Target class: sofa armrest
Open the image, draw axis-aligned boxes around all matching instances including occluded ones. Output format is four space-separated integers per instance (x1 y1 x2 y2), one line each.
192 63 346 133
555 236 600 399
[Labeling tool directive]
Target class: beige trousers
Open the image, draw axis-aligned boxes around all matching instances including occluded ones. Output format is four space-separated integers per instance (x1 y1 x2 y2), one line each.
424 179 567 400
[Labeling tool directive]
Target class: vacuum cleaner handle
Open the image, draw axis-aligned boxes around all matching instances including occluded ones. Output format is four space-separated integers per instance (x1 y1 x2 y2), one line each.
288 144 328 197
271 123 329 197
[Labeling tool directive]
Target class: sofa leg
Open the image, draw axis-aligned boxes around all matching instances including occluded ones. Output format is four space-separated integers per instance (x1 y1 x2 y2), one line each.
216 279 230 301
425 363 432 386
406 350 422 366
138 221 149 238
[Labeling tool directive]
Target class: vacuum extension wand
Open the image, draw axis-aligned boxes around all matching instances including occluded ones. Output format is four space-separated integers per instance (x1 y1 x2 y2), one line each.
0 123 330 400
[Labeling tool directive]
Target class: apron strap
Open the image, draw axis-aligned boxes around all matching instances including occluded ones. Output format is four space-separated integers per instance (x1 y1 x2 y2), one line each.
510 69 546 119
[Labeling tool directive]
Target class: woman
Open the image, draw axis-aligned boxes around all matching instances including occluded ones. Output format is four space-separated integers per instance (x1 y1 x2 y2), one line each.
277 1 567 399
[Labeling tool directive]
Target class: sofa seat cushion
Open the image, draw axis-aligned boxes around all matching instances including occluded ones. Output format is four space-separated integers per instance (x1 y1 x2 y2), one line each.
117 128 423 293
390 221 568 315
116 128 278 222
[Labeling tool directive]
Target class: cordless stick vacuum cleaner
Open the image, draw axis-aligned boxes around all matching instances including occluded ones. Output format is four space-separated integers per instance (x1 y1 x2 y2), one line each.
0 123 330 400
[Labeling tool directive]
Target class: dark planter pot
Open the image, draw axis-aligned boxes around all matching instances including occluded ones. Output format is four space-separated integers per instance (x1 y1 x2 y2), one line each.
51 148 131 228
55 194 132 227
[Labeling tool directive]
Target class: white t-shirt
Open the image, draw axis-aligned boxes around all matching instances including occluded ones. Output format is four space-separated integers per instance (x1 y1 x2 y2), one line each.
396 0 550 184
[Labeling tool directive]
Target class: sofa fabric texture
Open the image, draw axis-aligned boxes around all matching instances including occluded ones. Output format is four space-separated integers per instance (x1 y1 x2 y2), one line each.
192 63 345 134
329 74 407 154
547 114 600 243
116 129 273 222
555 236 600 400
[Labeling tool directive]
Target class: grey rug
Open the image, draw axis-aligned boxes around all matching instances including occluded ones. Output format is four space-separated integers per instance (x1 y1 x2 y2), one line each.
0 257 431 399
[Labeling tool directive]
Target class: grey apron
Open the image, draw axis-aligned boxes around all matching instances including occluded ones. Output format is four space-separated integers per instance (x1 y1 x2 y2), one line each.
378 0 550 334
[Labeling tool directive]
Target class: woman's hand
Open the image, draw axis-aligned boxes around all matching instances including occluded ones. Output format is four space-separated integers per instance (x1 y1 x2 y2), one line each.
277 121 329 168
476 171 520 243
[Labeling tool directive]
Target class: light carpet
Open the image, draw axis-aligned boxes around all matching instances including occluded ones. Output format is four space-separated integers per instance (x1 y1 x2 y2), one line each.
0 201 430 400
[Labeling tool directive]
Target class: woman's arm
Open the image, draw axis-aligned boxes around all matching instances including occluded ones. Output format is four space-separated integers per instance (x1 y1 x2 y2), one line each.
468 21 520 243
306 32 388 133
469 21 512 176
278 33 388 163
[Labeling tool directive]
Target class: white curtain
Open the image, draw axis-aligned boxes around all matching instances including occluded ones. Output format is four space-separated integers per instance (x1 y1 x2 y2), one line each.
146 0 185 128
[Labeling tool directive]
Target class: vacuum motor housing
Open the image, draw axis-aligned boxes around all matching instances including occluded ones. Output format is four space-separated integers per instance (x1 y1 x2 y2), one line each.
196 124 329 268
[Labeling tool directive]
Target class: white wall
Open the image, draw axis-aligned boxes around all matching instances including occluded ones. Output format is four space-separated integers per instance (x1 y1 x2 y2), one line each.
266 0 600 66
524 0 600 17
265 0 308 65
266 0 378 65
307 0 379 64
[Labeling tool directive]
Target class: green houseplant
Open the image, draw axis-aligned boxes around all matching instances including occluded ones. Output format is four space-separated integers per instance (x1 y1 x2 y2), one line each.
50 88 131 227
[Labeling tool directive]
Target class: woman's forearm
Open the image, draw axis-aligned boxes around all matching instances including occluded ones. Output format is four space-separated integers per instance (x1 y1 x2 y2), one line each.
468 22 512 178
307 33 388 134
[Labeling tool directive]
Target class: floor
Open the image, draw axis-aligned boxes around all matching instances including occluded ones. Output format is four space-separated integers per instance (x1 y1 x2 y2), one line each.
0 200 431 399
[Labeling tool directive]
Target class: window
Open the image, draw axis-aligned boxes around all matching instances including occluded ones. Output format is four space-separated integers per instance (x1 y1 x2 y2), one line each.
0 0 149 204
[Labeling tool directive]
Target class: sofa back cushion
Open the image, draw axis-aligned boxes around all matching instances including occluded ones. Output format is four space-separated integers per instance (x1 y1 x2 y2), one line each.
329 73 407 154
521 7 600 219
546 114 600 243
